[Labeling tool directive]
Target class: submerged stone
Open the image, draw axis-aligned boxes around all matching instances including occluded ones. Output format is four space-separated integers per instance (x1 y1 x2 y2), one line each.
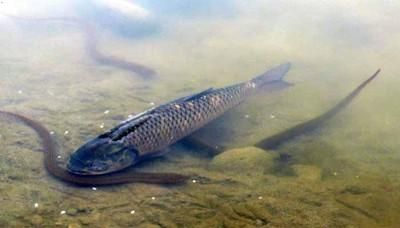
293 165 322 182
210 147 276 173
340 185 368 195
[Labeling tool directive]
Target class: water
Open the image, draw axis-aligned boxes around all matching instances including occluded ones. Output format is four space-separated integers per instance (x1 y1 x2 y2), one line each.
0 0 399 227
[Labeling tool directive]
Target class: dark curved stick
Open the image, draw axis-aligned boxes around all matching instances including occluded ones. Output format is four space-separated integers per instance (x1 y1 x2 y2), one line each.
255 69 381 150
4 15 156 79
0 111 188 185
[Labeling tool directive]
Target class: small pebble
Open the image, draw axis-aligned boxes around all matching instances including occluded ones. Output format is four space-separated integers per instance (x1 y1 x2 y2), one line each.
149 102 155 106
104 110 110 114
270 114 275 119
64 130 69 135
130 210 135 214
50 131 55 135
67 223 81 228
151 196 156 200
92 187 97 191
30 215 43 225
99 123 104 129
192 179 197 183
34 203 39 208
18 90 23 94
57 155 62 159
244 114 250 118
258 196 263 200
67 208 78 216
60 210 66 215
333 172 338 176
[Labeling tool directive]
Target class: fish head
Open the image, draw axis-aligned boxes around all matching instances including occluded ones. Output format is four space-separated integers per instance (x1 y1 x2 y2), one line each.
67 135 138 175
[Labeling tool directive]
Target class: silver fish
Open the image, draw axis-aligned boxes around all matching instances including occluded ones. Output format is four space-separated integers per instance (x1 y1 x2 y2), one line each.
67 63 291 175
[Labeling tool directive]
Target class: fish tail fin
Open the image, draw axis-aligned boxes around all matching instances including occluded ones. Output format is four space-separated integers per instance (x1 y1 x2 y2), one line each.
250 62 292 92
251 62 292 85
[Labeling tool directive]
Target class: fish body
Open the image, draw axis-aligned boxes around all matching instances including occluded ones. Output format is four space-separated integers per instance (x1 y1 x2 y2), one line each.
67 63 291 175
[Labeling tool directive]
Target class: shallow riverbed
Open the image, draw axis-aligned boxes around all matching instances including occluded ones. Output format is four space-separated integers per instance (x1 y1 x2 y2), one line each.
0 0 399 227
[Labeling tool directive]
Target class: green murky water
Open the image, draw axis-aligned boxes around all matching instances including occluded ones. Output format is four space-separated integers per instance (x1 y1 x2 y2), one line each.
1 0 399 227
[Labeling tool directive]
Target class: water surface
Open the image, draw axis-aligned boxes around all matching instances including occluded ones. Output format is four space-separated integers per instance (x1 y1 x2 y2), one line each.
0 0 399 227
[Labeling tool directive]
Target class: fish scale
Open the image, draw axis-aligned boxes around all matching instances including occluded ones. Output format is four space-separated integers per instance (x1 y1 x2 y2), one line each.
119 81 266 156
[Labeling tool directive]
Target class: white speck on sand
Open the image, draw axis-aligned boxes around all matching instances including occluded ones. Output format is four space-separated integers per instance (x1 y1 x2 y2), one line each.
64 130 69 135
92 187 97 191
104 110 110 114
130 210 135 214
60 210 66 215
34 203 39 208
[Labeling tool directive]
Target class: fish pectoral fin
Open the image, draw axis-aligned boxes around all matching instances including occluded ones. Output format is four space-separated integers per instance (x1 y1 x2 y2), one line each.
179 136 225 157
145 148 172 159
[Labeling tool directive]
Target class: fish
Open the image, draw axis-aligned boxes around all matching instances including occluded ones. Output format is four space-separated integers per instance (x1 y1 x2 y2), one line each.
67 63 292 175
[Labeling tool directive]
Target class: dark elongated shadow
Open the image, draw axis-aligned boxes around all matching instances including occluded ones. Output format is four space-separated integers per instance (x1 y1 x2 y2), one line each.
255 69 381 150
3 14 156 79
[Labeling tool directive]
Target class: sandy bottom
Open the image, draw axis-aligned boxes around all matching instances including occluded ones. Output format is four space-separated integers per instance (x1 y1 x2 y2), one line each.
1 3 400 226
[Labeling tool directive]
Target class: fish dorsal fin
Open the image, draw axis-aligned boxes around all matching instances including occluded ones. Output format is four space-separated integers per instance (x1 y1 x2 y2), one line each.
172 88 214 103
107 114 152 141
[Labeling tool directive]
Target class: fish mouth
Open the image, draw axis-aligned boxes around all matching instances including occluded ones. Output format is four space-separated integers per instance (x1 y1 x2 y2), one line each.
66 156 91 175
67 162 110 176
66 155 110 176
66 155 128 176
